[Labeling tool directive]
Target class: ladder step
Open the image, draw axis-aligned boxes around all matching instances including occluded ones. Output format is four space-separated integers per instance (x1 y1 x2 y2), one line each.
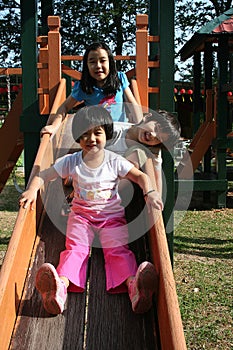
37 62 48 69
148 87 159 94
148 35 160 43
36 36 48 45
148 61 160 68
38 88 49 94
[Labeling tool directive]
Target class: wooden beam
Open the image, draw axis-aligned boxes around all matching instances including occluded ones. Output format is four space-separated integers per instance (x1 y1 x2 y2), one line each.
144 159 187 350
0 68 22 75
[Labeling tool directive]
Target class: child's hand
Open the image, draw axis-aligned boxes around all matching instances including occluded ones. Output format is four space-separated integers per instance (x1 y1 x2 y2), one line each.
40 125 57 136
144 190 163 211
19 189 38 210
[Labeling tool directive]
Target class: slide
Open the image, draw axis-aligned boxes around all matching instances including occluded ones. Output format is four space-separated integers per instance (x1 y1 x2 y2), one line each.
0 80 186 350
177 89 216 179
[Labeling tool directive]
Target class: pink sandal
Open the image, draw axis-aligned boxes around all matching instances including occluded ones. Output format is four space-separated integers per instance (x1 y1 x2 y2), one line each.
128 261 158 314
36 263 67 315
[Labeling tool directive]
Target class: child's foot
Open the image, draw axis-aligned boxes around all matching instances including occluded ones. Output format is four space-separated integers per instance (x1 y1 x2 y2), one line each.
35 263 67 315
128 261 158 314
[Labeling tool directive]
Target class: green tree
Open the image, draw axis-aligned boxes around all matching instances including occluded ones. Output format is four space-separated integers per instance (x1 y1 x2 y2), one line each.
0 0 232 76
0 0 21 66
0 0 147 69
54 0 147 70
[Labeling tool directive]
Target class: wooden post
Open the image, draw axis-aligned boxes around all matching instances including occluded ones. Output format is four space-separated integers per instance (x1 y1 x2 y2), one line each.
20 0 46 183
136 14 149 110
37 36 49 114
159 0 174 112
48 16 61 111
216 36 228 208
205 89 213 122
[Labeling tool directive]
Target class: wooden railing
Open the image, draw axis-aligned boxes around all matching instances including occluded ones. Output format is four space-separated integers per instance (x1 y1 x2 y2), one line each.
0 79 66 350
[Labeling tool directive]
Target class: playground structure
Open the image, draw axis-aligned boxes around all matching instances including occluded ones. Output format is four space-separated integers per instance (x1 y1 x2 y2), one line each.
0 10 187 350
176 8 233 208
1 4 233 347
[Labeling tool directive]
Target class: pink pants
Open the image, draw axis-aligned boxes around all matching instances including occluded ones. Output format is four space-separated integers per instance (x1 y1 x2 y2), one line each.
56 209 138 293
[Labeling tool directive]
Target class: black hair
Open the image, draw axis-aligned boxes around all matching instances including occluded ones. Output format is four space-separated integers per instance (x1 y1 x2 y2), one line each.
72 106 113 143
80 42 121 96
139 110 181 150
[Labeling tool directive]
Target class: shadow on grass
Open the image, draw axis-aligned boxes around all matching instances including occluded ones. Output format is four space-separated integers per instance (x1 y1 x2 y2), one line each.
174 236 233 260
186 188 233 211
0 184 21 211
0 236 11 246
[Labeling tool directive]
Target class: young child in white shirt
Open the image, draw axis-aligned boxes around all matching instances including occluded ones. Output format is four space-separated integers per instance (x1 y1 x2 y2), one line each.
19 106 163 316
62 109 180 213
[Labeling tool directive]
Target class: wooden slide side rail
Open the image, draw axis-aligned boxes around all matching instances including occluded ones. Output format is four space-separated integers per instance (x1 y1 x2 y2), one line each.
0 79 67 350
144 160 187 350
0 209 36 350
177 121 216 179
0 134 51 350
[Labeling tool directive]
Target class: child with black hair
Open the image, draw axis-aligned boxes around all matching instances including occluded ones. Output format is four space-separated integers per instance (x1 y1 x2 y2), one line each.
61 109 181 214
20 106 161 316
106 109 181 196
42 42 142 135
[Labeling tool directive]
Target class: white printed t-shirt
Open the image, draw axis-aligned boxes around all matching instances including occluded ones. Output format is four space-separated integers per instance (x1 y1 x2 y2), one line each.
53 149 134 218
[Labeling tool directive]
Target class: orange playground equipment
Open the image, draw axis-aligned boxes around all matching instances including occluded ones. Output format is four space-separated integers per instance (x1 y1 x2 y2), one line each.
0 14 187 350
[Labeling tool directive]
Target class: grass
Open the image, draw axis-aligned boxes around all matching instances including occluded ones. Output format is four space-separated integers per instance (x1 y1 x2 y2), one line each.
174 209 233 349
0 169 25 251
0 171 232 349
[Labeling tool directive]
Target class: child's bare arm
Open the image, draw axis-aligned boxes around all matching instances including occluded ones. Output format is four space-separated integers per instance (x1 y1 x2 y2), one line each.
125 150 140 169
125 150 163 198
41 95 77 135
125 166 163 210
154 167 162 197
19 167 58 210
124 87 143 123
